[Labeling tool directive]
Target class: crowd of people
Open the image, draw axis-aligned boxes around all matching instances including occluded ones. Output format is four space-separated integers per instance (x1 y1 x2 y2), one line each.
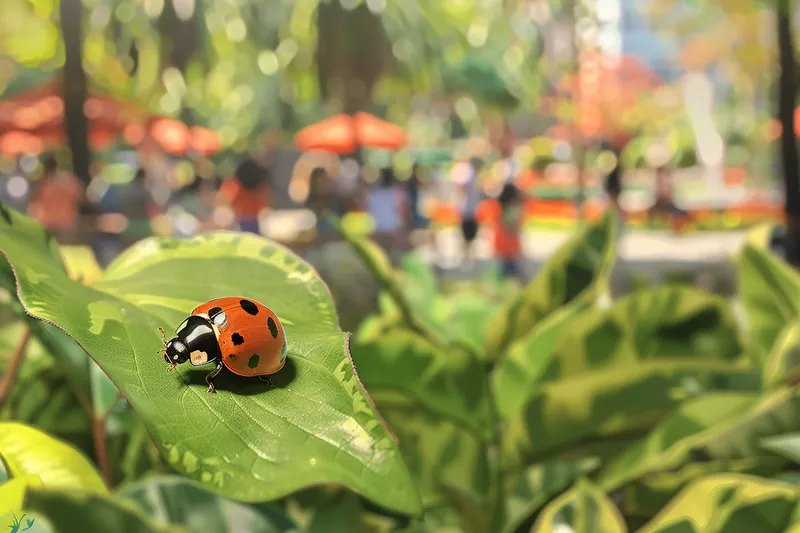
0 142 686 282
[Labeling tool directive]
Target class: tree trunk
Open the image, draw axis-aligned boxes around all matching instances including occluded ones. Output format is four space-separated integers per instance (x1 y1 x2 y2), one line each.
778 3 800 266
315 0 392 114
60 0 91 183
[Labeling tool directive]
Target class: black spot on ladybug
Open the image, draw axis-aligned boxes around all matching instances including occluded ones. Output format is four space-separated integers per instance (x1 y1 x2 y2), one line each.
240 299 258 315
267 317 278 339
229 353 235 358
248 354 260 368
0 203 11 225
208 306 223 317
231 333 245 346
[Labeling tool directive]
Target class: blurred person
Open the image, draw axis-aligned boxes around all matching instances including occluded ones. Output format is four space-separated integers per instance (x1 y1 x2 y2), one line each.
367 167 407 256
27 156 83 243
406 164 429 230
494 182 524 282
603 141 624 213
648 165 689 231
111 168 155 242
307 167 336 235
458 157 484 266
217 159 270 234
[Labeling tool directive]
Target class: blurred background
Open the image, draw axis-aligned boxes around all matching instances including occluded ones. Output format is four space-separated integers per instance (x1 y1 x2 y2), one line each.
0 0 797 327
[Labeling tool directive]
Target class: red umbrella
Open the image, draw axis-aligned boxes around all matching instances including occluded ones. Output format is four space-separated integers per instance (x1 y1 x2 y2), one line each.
294 112 408 154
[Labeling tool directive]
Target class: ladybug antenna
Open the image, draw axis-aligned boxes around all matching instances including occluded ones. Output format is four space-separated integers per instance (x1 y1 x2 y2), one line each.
167 363 177 372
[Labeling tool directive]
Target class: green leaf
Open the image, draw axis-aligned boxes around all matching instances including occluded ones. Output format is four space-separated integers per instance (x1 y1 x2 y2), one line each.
307 491 368 533
762 322 800 388
0 475 43 521
530 478 627 533
332 215 434 342
501 458 601 533
0 422 106 493
118 475 297 533
551 285 744 378
761 433 800 465
59 245 103 287
23 487 185 533
0 322 91 441
0 206 421 514
619 457 788 521
492 301 591 419
501 361 760 470
369 390 490 509
483 211 616 362
400 254 438 313
353 313 404 344
737 244 800 362
597 389 800 492
352 329 491 439
636 473 800 533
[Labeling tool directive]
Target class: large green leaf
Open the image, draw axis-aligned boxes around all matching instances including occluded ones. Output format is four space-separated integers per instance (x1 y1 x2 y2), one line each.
636 473 800 533
483 211 616 362
0 205 421 514
530 478 627 533
597 389 800 492
118 475 296 533
369 390 490 509
0 474 43 523
620 456 788 521
23 487 185 533
501 361 760 470
352 329 491 439
0 422 106 493
737 244 800 362
501 458 601 533
549 285 744 378
492 301 591 419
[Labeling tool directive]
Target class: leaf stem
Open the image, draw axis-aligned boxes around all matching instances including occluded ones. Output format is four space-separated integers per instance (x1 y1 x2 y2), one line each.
91 414 113 488
0 327 32 407
486 366 504 532
101 394 122 420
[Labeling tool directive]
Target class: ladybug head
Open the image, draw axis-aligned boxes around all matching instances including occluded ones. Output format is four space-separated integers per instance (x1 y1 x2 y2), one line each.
164 338 190 366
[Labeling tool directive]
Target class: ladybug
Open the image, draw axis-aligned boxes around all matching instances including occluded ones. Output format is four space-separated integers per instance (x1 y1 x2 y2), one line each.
157 297 287 393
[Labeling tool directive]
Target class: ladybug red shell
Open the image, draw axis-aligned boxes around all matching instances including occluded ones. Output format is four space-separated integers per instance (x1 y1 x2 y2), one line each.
158 297 287 393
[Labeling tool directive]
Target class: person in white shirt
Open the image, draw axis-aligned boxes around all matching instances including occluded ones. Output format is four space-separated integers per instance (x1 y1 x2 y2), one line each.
367 168 407 257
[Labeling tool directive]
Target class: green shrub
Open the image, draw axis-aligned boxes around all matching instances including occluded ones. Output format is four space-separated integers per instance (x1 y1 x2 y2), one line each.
0 202 799 533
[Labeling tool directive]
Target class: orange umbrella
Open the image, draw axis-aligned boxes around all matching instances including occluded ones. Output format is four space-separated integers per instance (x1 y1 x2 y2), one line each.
189 126 222 156
0 131 45 157
294 112 407 154
145 118 222 156
150 118 191 156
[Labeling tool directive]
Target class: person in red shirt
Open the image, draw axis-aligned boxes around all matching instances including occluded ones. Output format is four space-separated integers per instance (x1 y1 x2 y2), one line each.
494 182 523 281
216 159 270 234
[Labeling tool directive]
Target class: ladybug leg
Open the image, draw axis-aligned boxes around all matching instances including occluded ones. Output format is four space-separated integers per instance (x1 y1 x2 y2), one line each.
259 375 275 387
205 362 223 394
157 327 167 346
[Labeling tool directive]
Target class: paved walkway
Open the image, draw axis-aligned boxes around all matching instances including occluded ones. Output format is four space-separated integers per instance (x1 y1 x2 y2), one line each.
414 229 748 269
